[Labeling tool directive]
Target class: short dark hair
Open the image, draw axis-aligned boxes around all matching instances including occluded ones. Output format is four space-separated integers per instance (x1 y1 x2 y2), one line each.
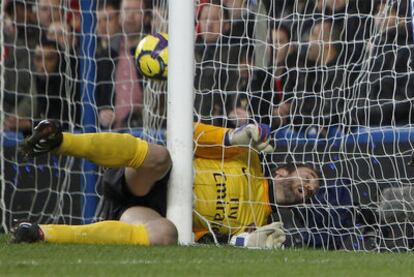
120 0 150 9
199 0 230 21
97 0 121 11
277 163 322 180
5 0 34 16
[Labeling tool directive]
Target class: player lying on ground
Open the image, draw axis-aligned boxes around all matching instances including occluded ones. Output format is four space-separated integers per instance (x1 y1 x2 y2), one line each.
12 120 320 249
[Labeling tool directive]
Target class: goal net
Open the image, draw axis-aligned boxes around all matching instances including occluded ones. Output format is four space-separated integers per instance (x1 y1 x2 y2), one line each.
0 0 168 227
193 0 414 251
2 0 414 252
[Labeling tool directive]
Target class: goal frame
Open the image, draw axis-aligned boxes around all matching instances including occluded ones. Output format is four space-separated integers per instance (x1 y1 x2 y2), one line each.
166 0 195 245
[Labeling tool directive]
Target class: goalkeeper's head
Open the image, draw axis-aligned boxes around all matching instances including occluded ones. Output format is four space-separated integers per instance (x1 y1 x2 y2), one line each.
272 163 321 205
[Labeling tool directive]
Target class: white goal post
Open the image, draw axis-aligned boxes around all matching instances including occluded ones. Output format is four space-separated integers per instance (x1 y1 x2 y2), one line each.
166 0 195 245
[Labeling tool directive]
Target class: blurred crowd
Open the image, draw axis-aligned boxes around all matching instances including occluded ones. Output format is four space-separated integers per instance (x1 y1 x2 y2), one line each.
2 0 414 134
194 0 414 133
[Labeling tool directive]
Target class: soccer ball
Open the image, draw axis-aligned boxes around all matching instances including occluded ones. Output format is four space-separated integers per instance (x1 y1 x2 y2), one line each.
135 32 168 79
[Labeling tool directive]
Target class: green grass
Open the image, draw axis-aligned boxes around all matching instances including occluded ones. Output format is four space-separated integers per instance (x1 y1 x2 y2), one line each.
1 235 413 277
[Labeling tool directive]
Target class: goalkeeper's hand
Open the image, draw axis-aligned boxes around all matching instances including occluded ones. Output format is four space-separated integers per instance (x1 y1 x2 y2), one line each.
229 222 286 249
225 123 274 153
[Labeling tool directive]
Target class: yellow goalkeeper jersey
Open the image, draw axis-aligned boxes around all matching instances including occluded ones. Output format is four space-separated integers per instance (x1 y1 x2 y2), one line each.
192 123 272 239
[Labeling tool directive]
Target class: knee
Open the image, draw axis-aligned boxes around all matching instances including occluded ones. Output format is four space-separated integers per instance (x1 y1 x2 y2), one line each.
157 147 172 175
148 144 172 177
147 219 178 246
159 221 178 245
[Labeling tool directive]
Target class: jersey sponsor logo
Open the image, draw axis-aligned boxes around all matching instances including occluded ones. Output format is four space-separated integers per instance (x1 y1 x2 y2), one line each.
212 173 239 231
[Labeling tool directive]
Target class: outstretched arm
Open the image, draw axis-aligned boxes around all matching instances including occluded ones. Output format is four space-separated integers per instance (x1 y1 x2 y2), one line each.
193 122 274 159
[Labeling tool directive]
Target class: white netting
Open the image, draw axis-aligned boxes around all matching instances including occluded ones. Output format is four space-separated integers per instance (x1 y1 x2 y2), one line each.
2 0 414 252
1 0 85 227
193 0 414 251
0 0 163 226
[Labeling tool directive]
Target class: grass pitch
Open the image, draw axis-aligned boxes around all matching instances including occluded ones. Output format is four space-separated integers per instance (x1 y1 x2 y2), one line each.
1 235 413 276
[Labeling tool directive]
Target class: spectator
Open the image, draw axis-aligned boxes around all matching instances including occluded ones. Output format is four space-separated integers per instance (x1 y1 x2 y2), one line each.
225 48 254 128
95 0 149 129
47 21 77 50
5 0 39 48
195 0 231 51
222 0 256 43
372 0 402 32
3 0 38 131
35 0 64 36
68 0 81 33
288 0 372 58
5 40 72 131
219 22 296 130
32 40 71 127
320 0 372 65
352 1 414 126
45 18 82 127
96 0 121 53
194 0 241 126
250 23 296 130
291 19 347 130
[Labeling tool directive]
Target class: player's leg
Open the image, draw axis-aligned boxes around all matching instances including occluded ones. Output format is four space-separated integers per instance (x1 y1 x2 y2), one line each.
11 207 177 246
124 143 171 196
40 206 178 246
11 220 150 245
119 206 178 245
99 167 175 245
20 120 171 195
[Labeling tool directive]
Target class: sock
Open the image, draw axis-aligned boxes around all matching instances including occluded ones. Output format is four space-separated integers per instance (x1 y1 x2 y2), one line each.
40 221 150 245
54 132 149 168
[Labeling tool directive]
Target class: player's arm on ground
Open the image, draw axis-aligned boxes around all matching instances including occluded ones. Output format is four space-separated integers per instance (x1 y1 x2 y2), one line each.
193 122 274 159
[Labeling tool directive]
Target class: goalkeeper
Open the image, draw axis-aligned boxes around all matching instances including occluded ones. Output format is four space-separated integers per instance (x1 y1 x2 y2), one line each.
12 120 320 249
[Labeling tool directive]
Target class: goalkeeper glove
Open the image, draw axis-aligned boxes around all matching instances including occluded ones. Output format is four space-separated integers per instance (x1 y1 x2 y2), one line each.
225 123 274 153
229 222 286 249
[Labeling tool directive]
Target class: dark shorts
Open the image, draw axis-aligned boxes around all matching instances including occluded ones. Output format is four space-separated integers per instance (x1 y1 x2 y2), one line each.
99 168 169 220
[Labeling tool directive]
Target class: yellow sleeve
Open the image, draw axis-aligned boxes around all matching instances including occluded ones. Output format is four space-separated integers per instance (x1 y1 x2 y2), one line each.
193 122 246 159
